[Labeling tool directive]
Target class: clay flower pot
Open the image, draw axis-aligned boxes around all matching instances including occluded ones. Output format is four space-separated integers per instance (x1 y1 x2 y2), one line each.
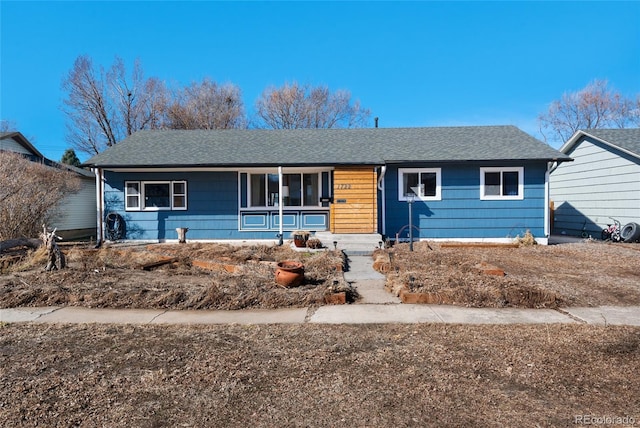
275 260 305 287
291 230 310 248
293 237 307 248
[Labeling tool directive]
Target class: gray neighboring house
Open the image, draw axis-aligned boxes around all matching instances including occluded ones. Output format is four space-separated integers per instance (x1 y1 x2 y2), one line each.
0 132 97 240
550 128 640 237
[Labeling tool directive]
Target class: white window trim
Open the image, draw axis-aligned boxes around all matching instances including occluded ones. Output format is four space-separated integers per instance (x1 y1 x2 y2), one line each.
246 171 324 208
125 180 187 211
172 181 188 210
125 181 141 210
480 167 524 200
398 168 442 201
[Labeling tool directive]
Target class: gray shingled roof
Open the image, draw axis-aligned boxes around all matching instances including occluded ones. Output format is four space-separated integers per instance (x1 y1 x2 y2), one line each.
581 128 640 157
84 126 570 168
0 131 45 159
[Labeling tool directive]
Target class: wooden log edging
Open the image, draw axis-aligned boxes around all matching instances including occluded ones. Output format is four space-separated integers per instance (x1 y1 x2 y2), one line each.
0 238 42 253
139 257 179 271
440 242 520 248
475 261 506 276
191 259 239 273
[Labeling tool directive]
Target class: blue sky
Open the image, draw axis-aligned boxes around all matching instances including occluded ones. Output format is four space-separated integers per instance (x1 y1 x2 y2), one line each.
1 1 639 161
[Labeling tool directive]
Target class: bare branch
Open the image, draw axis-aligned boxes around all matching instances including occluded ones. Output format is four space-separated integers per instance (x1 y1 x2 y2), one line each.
165 78 246 130
0 152 81 240
254 82 371 129
538 79 637 144
62 55 169 156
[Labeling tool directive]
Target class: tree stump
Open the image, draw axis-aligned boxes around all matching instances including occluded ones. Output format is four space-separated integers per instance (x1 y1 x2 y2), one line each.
41 225 65 271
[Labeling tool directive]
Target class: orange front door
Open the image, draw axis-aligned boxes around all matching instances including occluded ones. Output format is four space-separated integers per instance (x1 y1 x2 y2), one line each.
330 167 377 233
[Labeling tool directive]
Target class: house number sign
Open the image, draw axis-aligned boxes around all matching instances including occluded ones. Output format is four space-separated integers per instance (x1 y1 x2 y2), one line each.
336 184 352 190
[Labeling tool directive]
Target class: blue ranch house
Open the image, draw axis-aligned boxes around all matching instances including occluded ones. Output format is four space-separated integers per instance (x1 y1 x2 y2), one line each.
84 126 571 245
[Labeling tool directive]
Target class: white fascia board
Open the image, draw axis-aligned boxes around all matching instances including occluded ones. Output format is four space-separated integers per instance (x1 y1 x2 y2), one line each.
561 130 640 161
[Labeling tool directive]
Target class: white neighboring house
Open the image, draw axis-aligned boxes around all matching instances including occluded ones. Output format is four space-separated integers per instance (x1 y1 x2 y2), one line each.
0 132 97 240
550 128 640 238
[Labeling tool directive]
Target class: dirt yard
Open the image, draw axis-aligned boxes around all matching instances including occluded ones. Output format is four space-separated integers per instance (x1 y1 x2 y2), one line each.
0 243 352 310
1 239 639 310
374 240 640 308
2 241 639 426
1 323 638 427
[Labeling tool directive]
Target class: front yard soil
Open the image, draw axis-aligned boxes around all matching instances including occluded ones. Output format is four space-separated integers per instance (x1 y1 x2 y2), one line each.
0 243 352 310
375 240 640 308
1 323 638 427
1 239 639 310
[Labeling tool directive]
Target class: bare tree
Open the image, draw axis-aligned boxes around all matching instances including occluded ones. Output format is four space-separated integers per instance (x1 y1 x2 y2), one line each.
630 94 640 127
254 82 371 129
0 119 18 132
62 55 115 154
538 79 638 143
62 55 168 155
165 78 246 129
108 57 168 134
0 152 81 241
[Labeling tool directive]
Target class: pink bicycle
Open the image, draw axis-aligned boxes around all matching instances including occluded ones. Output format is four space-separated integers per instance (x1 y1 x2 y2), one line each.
601 218 621 242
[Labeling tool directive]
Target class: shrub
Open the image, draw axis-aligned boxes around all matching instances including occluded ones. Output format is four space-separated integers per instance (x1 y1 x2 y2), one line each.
0 152 81 240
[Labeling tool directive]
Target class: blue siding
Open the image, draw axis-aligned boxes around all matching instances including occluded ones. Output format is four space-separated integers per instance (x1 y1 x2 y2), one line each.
104 171 280 240
384 162 547 240
103 161 548 242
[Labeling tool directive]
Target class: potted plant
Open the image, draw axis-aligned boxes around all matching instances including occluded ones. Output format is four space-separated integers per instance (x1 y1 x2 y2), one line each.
305 237 323 249
275 260 305 287
291 230 310 248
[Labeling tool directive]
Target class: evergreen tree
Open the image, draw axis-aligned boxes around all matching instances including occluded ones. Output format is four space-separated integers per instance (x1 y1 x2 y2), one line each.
60 148 81 167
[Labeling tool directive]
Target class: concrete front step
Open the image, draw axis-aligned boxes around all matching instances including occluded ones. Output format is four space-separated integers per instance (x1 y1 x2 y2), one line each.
314 232 383 255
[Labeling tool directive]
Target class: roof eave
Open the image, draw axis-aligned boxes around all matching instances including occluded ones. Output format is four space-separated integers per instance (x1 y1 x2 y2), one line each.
384 157 572 164
84 161 383 169
561 130 640 161
0 132 46 159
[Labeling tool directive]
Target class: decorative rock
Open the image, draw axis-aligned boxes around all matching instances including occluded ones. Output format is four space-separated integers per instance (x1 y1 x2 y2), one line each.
324 292 346 305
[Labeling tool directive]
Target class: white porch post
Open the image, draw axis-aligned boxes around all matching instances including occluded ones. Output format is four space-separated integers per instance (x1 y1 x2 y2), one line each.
278 166 284 239
93 168 105 243
377 165 387 236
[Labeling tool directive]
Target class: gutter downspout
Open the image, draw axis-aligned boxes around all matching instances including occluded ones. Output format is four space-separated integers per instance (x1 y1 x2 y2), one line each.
377 165 387 237
278 166 284 244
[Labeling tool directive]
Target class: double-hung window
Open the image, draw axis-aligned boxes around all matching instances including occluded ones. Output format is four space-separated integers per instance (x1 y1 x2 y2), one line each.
398 168 441 201
125 180 187 210
480 167 523 200
125 182 141 210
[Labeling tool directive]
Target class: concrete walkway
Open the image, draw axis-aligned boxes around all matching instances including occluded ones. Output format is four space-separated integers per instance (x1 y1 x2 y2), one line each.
2 254 640 327
344 255 400 304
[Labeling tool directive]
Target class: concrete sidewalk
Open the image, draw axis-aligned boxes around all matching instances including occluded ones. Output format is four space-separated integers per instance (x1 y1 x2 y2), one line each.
2 304 640 326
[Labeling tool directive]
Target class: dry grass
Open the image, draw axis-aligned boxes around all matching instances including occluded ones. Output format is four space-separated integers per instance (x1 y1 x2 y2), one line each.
375 240 640 308
1 323 638 427
0 243 352 310
1 239 639 310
